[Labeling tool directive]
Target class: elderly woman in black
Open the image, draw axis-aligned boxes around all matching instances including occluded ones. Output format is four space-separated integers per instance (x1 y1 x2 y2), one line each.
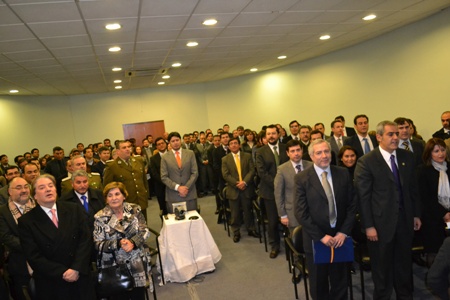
94 182 150 300
418 138 450 267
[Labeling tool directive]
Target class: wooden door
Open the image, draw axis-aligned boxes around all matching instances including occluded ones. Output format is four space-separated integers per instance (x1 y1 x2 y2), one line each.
122 120 165 146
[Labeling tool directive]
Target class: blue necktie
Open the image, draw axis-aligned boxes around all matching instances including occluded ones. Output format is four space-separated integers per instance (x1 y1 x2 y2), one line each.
81 195 89 212
390 155 404 209
363 138 371 154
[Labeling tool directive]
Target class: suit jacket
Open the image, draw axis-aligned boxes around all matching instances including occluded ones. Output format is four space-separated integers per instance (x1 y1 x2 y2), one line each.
343 134 378 159
194 143 210 165
432 128 450 140
327 136 348 158
213 146 229 190
0 186 8 205
18 202 92 280
255 144 289 200
354 147 420 243
410 139 425 168
58 187 105 233
274 160 313 228
91 161 106 177
44 158 68 196
160 149 198 204
149 152 166 199
103 156 149 209
294 165 356 253
418 165 450 252
0 204 29 277
221 151 255 200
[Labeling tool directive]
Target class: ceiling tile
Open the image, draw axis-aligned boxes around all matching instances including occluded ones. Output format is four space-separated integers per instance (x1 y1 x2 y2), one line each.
10 2 81 23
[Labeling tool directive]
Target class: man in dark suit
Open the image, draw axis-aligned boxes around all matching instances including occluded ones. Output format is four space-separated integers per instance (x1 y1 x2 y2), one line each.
103 140 149 217
294 139 356 300
275 139 312 233
91 146 110 178
194 132 210 197
394 117 424 168
18 174 92 300
44 146 68 196
207 135 221 213
58 170 104 232
255 124 289 258
161 132 198 213
149 137 168 215
221 138 259 242
354 120 422 299
284 120 301 143
0 166 21 205
0 177 35 300
432 111 450 140
213 132 230 220
327 120 349 159
334 115 356 137
343 114 378 159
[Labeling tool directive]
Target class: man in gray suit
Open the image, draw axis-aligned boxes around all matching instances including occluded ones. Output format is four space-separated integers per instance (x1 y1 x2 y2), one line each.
161 132 198 213
275 140 312 233
327 120 348 159
222 138 259 242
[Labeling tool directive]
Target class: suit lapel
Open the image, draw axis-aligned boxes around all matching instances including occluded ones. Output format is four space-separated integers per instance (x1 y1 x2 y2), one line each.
32 205 59 240
374 148 396 184
308 167 328 202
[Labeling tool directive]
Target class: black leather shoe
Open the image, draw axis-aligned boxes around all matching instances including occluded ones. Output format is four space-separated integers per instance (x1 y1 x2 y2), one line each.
292 273 302 284
269 249 279 259
215 209 219 215
248 230 261 238
233 234 241 243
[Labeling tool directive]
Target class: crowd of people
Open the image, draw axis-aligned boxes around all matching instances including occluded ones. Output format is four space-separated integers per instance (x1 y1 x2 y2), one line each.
1 111 450 299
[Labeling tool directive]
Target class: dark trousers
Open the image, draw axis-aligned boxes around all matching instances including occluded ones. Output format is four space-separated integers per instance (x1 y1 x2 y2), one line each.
262 198 280 250
229 193 254 235
368 211 413 300
110 286 145 300
8 273 31 300
305 252 349 300
35 275 89 300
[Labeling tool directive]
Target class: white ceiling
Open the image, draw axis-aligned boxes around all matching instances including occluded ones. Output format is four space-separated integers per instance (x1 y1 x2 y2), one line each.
1 0 449 96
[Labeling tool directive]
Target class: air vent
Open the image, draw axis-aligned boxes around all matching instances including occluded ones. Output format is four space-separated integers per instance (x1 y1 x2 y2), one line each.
125 67 169 77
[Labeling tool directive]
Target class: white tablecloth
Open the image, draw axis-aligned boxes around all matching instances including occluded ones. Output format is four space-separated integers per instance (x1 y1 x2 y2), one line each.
158 210 222 283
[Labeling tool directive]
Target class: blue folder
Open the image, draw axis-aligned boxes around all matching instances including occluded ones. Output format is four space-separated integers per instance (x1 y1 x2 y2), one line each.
313 237 354 264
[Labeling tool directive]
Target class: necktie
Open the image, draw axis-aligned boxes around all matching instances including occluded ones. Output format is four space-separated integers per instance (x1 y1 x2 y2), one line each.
50 209 58 228
363 138 371 154
81 195 89 212
295 164 302 173
234 154 242 181
321 172 337 226
402 141 410 152
294 136 299 141
175 151 182 168
390 155 404 209
273 146 280 166
337 138 343 149
224 146 228 154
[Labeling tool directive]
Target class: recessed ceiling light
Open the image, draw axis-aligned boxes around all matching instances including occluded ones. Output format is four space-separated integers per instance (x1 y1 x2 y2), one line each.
115 86 122 89
112 67 122 72
9 89 19 93
186 41 198 47
106 23 121 30
109 46 121 52
172 63 182 67
114 80 122 83
158 82 165 85
278 55 287 60
363 14 377 21
202 19 217 26
162 75 170 79
250 68 258 72
320 35 331 40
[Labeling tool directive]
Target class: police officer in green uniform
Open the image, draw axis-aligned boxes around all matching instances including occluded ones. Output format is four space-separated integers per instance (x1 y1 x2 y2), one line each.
60 156 103 195
103 140 149 219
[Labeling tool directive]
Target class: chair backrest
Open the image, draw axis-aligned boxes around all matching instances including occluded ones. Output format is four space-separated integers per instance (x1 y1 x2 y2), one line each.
291 225 305 254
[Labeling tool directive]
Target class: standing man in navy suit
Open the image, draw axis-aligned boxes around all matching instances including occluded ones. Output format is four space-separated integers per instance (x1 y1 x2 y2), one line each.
432 111 450 140
294 139 356 300
355 121 422 299
18 174 92 300
255 124 289 258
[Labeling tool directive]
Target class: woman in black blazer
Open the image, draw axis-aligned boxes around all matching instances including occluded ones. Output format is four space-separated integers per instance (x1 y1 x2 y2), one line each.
418 138 450 267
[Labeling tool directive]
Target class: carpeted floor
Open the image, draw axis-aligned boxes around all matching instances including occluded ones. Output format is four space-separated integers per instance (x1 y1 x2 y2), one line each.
145 195 434 300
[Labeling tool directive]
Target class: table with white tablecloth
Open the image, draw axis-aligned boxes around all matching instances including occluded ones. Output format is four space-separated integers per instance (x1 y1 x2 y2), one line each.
158 210 222 283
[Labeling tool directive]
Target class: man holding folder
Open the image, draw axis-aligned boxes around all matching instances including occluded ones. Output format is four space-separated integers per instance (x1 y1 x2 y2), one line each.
294 139 356 300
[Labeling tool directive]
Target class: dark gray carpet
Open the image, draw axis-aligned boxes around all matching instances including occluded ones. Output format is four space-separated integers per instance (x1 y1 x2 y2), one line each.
145 195 434 300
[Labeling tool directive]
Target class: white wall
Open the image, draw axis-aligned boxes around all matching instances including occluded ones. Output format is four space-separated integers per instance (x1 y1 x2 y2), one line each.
1 7 449 159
